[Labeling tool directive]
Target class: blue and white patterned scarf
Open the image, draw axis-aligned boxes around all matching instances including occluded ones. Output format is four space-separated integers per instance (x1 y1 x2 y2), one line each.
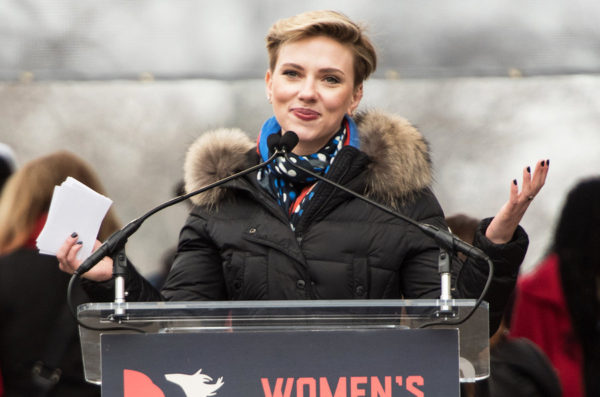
256 115 360 229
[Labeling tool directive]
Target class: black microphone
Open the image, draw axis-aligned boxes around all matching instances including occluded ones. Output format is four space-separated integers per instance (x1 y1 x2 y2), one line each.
267 133 281 153
75 142 293 277
267 131 300 154
279 131 493 326
278 130 300 153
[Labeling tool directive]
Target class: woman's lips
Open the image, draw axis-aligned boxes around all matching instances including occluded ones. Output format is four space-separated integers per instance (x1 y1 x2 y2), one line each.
291 108 320 121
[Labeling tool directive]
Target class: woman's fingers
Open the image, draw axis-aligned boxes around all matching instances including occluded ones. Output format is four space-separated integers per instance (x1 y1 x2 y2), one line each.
486 159 549 244
510 178 519 204
66 240 83 267
56 233 81 274
56 232 77 260
534 159 549 189
521 165 533 196
516 159 550 203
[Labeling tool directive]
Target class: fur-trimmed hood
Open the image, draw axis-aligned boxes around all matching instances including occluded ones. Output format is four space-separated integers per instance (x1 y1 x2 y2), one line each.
183 109 432 207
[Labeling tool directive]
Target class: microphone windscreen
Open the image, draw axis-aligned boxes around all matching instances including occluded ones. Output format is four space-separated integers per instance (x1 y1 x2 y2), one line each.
280 131 299 152
267 133 281 153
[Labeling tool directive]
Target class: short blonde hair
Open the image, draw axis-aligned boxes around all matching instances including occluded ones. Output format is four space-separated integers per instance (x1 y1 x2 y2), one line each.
0 150 121 255
266 10 377 86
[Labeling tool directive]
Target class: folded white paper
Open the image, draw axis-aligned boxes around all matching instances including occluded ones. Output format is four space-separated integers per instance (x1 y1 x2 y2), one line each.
37 177 113 261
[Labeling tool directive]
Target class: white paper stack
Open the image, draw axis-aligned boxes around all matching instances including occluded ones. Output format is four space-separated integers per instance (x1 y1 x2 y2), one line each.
37 177 113 261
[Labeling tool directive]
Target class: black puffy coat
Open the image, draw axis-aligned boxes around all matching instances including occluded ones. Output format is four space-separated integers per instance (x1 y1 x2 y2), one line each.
116 110 528 331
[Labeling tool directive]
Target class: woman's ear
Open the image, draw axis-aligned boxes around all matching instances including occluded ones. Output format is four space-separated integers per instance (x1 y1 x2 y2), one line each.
348 83 363 115
265 69 273 102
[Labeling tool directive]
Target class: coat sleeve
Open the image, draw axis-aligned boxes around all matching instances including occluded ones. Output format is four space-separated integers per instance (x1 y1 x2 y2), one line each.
80 212 228 302
124 211 227 301
457 217 529 334
396 188 528 335
159 212 228 301
79 259 163 302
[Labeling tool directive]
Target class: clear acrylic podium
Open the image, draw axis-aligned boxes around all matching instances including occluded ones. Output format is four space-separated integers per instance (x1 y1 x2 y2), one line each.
78 299 489 387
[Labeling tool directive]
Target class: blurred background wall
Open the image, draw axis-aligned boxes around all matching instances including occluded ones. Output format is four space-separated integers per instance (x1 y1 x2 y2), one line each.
1 0 599 279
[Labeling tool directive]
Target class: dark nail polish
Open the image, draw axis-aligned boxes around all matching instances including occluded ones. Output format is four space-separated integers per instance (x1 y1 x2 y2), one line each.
547 159 550 166
71 232 78 238
513 179 518 185
76 241 83 245
527 166 531 173
541 160 545 167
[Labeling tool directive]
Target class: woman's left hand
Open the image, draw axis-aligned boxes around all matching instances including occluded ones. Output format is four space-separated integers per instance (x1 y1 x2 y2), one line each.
485 159 550 244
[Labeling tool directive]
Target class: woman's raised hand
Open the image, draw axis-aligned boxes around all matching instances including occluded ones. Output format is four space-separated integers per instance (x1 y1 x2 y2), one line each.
486 159 550 244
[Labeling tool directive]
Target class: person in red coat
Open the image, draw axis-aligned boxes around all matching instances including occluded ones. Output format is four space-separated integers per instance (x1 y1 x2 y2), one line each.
511 176 600 397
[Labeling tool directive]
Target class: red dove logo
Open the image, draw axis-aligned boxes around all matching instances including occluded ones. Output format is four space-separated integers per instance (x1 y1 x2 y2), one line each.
123 369 165 397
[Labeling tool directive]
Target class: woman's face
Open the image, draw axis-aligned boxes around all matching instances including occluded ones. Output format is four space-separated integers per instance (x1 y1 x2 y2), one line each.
265 35 363 155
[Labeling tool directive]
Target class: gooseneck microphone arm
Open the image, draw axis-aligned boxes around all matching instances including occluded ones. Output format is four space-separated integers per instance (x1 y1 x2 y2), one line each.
75 150 282 277
68 147 284 329
279 131 493 328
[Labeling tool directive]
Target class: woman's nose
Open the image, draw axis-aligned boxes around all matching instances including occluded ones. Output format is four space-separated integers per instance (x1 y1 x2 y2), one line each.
298 78 317 101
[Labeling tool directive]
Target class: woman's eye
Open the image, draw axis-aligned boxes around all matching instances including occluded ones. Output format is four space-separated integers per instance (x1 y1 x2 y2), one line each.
324 76 340 84
282 70 299 77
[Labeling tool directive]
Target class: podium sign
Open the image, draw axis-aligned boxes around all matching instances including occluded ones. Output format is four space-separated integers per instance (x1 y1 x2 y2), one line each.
78 299 489 394
101 328 459 397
